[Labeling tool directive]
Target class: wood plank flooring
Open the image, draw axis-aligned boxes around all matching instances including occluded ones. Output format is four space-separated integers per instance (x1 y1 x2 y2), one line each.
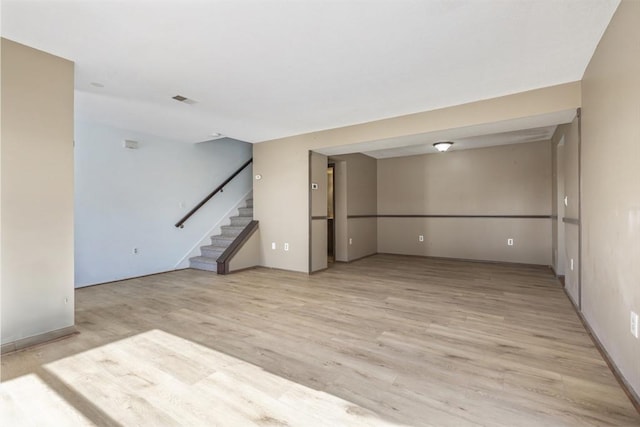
1 255 639 426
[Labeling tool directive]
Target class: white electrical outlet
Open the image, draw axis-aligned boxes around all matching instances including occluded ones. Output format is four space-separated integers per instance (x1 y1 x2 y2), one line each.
418 235 424 242
349 238 353 245
631 311 639 338
284 243 289 251
570 259 574 271
271 242 276 250
133 248 139 254
507 238 514 246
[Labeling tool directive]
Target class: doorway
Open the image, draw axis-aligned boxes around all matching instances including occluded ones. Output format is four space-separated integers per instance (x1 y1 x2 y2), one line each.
327 163 335 262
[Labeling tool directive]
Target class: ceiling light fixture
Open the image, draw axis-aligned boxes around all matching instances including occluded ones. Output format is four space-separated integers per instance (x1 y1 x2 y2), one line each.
433 141 454 152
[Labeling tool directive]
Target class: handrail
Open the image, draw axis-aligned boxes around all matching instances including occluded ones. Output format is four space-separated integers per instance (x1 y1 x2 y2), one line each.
175 158 252 228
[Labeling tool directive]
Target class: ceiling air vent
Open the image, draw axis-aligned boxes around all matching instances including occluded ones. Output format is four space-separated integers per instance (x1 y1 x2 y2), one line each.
172 95 197 105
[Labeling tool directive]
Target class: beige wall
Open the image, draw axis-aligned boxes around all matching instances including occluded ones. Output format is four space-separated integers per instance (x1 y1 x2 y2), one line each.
310 152 328 271
254 83 581 272
331 153 377 261
378 141 551 215
228 229 261 273
1 39 75 345
564 117 581 305
551 117 580 303
564 224 580 306
342 154 377 216
333 161 348 262
563 119 580 221
581 0 640 397
347 218 377 261
377 141 552 265
378 217 551 264
254 139 309 272
551 129 563 275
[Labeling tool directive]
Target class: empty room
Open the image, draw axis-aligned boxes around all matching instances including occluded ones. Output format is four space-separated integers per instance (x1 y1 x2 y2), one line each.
1 0 639 425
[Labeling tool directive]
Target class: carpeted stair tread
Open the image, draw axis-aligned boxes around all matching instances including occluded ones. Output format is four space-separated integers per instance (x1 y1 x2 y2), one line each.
189 196 254 273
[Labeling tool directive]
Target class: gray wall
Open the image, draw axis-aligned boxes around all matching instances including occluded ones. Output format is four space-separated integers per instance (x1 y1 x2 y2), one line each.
377 141 552 265
580 0 640 397
1 39 75 346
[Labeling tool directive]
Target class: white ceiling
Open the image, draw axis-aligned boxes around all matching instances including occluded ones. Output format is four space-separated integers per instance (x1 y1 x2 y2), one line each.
1 0 619 145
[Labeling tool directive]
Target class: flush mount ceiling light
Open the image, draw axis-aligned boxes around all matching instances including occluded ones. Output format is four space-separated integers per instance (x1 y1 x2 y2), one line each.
433 141 454 152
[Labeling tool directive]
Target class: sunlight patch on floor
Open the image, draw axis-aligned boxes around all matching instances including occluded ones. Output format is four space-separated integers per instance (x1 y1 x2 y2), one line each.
0 373 95 426
3 330 408 426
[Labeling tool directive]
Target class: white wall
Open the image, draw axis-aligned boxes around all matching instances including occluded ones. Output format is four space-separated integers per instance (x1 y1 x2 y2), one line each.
74 121 252 287
1 39 75 346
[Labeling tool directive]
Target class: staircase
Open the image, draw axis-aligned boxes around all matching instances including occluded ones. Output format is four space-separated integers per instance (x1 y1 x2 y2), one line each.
189 198 253 272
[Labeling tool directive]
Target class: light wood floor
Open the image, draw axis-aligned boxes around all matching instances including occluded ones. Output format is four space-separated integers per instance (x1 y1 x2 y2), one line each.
1 255 639 426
